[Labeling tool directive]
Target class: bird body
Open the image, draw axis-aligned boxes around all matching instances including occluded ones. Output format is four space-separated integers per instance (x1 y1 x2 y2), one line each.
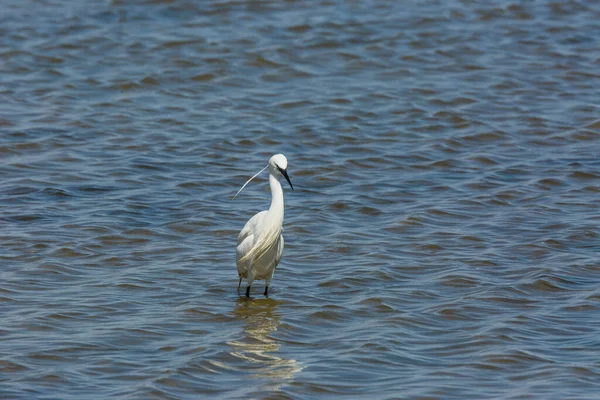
234 154 293 297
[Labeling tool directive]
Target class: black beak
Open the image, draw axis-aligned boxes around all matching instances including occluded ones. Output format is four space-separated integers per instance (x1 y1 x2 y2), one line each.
279 167 294 190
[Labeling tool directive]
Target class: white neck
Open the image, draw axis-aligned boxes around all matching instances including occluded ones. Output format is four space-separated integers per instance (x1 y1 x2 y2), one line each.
268 172 284 222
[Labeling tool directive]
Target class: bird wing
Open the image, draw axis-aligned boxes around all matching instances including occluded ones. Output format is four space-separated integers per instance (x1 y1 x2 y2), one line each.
236 210 269 274
236 234 254 275
274 235 284 267
237 210 267 246
237 223 252 247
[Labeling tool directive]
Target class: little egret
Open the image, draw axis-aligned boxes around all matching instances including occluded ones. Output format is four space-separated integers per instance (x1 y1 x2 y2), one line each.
233 154 294 297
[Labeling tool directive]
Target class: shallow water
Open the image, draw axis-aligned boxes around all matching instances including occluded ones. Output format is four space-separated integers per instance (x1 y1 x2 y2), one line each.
2 0 600 399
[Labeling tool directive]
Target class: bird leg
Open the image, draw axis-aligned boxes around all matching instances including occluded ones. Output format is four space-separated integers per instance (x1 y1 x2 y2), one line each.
237 276 242 291
245 286 251 298
264 285 269 297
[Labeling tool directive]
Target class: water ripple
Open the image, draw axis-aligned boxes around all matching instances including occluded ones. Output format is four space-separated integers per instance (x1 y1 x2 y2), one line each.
2 0 600 398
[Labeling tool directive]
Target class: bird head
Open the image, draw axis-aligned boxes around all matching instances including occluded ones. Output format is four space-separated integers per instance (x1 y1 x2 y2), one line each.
269 154 294 190
232 154 294 200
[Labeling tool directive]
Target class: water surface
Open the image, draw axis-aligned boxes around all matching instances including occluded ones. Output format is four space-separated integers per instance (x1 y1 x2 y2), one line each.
2 0 600 399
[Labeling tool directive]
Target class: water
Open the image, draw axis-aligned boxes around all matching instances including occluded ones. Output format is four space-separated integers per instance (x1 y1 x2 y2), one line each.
2 0 600 398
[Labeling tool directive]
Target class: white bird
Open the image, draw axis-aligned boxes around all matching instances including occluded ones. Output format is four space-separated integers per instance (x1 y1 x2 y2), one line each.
233 154 294 297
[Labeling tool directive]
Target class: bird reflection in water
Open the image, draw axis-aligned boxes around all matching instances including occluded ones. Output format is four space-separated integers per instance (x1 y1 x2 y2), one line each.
228 297 302 390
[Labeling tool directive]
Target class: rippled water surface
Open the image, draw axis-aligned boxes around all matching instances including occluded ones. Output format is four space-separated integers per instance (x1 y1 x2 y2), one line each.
2 0 600 399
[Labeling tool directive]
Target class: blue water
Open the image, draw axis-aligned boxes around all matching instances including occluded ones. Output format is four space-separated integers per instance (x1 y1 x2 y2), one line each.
2 0 600 399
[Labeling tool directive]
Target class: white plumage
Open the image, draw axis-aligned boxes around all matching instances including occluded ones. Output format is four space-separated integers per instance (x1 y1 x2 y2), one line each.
234 154 293 297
